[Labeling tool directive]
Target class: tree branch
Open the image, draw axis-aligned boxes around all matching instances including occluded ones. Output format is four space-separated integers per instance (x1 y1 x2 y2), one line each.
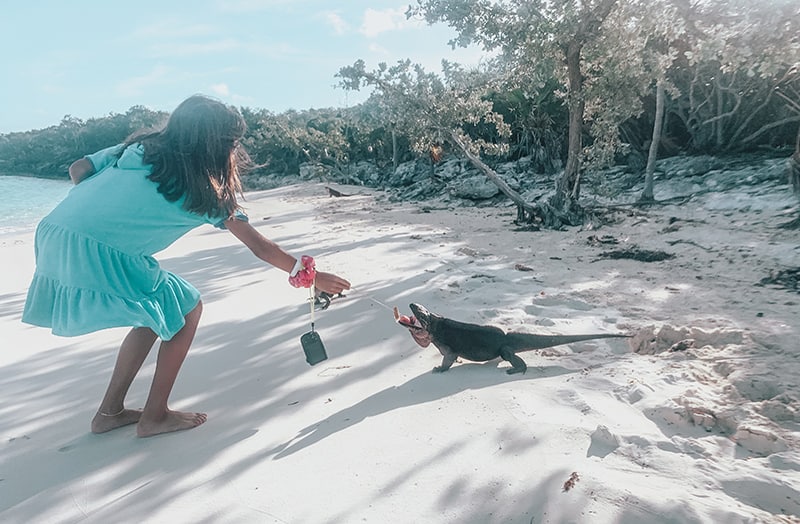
735 115 800 148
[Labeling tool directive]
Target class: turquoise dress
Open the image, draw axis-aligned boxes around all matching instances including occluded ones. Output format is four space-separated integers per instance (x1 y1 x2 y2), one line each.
22 144 232 340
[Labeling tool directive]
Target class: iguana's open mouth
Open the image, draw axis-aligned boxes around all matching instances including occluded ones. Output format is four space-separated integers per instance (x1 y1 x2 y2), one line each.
393 306 431 347
393 306 422 329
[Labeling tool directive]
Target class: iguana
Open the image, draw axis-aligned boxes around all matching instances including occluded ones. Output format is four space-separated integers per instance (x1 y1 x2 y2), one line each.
396 303 630 374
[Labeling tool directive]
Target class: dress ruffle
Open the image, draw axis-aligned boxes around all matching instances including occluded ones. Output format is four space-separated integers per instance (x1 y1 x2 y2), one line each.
22 221 200 340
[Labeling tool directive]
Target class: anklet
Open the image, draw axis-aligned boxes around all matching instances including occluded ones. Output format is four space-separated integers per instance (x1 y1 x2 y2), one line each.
97 408 125 417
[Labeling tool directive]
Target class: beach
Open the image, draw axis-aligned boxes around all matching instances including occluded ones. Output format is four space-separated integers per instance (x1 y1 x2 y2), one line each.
2 181 799 523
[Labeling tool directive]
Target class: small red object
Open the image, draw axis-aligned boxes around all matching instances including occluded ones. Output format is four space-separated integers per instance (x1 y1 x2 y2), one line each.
393 307 419 328
289 255 316 288
398 315 419 328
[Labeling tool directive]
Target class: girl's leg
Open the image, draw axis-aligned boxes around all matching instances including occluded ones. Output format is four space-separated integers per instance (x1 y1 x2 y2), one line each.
137 301 207 437
91 326 158 434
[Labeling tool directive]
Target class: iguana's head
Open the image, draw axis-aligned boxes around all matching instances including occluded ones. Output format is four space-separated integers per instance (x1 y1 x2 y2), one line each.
407 303 434 348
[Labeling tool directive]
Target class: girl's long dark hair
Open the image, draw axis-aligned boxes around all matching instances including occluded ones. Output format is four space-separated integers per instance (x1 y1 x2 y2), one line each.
123 95 249 218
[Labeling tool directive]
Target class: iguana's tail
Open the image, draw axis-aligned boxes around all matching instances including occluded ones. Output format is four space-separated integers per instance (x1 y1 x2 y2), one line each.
505 332 631 352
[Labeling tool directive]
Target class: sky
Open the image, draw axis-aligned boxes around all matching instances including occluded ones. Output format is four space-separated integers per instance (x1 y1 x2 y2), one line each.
0 1 487 134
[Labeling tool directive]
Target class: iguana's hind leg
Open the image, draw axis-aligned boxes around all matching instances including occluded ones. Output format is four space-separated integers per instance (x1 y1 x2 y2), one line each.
500 347 527 375
433 352 458 373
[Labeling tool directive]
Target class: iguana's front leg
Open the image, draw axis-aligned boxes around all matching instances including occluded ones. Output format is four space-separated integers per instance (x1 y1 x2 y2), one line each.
432 344 459 373
500 347 527 375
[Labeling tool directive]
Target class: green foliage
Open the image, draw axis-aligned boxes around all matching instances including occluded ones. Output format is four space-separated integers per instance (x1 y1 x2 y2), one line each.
2 0 798 189
0 106 166 178
410 0 799 169
488 87 565 172
351 96 415 167
241 107 345 175
667 0 800 151
411 0 629 202
337 58 510 160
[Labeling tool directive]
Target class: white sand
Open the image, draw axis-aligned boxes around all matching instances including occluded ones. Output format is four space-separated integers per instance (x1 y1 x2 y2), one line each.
1 181 799 523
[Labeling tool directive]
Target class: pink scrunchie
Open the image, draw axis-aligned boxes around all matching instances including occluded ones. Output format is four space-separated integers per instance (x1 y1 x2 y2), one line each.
288 255 316 288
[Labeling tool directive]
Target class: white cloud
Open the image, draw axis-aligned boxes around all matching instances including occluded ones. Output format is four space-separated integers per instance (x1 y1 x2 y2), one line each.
115 65 173 97
359 8 422 38
210 83 231 97
321 11 349 36
247 41 300 60
147 38 241 58
231 94 256 105
214 0 292 12
132 21 217 39
40 84 65 95
367 43 390 56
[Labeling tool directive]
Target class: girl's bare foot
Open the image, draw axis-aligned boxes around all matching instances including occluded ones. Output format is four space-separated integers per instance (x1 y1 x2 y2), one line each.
136 409 207 437
91 408 143 434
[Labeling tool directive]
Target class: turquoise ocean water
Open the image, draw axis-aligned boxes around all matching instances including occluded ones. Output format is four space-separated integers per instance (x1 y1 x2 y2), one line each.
0 176 72 235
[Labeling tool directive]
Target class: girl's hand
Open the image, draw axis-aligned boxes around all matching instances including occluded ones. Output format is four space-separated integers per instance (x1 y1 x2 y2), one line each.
315 271 351 295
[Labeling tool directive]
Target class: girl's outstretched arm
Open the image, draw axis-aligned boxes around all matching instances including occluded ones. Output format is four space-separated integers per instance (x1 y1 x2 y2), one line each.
224 218 351 295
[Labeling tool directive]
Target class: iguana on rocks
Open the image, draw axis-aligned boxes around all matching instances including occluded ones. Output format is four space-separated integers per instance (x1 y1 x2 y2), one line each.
398 303 630 374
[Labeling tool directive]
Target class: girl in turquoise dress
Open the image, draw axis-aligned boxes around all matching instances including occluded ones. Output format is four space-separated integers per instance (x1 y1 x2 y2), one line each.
22 95 351 437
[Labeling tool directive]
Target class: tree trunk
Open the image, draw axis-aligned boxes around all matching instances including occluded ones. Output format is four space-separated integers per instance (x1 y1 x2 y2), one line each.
792 127 800 197
457 38 589 229
391 125 399 174
641 80 665 202
557 41 585 206
780 127 800 229
715 75 724 148
449 130 582 229
448 131 533 213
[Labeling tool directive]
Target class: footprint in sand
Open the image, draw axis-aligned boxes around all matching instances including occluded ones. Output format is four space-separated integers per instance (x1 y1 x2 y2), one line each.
57 434 99 453
614 382 650 404
528 296 595 311
556 389 592 415
721 478 800 516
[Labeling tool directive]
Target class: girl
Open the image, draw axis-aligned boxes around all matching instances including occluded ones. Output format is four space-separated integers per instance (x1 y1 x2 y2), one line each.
22 95 351 437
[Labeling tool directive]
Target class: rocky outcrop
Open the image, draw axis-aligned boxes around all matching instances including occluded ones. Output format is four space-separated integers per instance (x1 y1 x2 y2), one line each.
242 151 792 208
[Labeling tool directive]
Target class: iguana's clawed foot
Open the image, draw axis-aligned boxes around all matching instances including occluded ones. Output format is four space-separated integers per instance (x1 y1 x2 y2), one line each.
432 366 447 373
506 367 527 375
